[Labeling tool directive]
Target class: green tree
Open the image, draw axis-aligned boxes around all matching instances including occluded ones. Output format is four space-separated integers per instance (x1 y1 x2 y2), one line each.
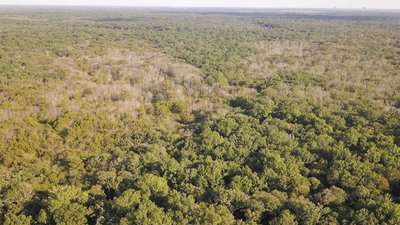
46 185 91 225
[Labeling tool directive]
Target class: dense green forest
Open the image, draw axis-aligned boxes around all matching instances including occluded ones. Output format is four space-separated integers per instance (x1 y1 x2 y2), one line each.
0 6 399 224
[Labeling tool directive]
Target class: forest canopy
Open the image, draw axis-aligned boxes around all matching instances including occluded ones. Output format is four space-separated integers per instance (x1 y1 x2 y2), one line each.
0 7 399 225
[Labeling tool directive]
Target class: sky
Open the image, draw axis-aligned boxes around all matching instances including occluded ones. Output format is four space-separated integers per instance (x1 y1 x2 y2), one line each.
0 0 399 9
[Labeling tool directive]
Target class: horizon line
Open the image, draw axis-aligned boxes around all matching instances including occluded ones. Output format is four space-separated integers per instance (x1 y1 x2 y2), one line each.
1 4 400 11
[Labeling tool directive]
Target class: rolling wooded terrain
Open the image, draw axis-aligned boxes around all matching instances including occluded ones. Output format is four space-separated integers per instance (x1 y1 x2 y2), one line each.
0 6 399 225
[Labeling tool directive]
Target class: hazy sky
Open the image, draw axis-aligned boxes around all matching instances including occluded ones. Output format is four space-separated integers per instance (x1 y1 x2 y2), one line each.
1 0 400 9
